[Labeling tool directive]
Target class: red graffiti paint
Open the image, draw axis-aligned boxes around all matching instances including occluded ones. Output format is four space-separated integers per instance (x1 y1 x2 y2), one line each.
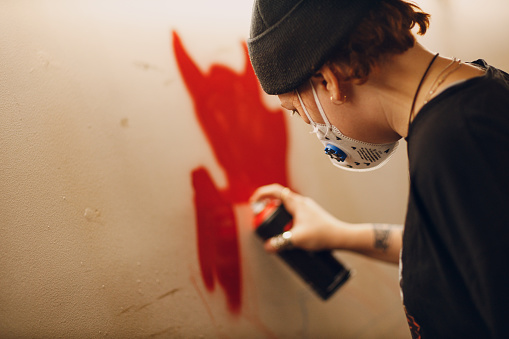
172 31 289 314
192 166 242 313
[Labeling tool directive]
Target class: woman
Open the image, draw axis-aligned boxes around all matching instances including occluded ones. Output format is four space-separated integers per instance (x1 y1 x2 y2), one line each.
247 0 509 338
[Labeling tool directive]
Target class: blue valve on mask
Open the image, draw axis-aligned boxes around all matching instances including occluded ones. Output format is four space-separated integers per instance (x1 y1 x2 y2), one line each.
324 144 347 163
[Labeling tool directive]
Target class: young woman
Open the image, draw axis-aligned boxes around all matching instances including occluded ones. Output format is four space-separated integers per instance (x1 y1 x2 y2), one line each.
247 0 509 337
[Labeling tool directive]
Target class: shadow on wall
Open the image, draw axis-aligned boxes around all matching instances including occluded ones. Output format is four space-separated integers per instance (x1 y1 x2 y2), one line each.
172 31 290 314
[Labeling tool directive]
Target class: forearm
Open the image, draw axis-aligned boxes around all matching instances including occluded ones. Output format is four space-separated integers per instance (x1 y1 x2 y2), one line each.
329 222 403 265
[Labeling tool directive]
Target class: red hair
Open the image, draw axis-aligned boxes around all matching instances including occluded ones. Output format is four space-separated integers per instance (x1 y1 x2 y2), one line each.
328 0 430 84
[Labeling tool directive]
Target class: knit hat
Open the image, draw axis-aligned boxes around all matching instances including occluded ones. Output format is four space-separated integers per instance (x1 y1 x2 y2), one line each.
247 0 380 95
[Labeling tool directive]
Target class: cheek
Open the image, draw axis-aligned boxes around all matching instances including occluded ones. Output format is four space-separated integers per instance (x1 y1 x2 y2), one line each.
290 95 311 125
331 111 397 144
297 94 326 125
315 89 398 143
334 112 367 138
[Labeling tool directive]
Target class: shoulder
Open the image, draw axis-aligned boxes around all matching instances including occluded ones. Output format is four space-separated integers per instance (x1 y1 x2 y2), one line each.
408 61 509 176
463 60 509 108
410 60 509 141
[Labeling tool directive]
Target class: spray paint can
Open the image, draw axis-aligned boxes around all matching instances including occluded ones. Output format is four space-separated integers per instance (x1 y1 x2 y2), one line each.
253 200 351 300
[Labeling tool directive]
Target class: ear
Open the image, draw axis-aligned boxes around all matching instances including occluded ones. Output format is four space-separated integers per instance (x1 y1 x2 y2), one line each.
317 63 347 104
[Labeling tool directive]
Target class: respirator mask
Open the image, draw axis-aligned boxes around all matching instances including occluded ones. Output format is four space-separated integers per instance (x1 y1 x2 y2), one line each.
296 80 399 172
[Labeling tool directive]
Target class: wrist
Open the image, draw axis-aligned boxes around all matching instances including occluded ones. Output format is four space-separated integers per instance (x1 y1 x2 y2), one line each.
325 220 360 251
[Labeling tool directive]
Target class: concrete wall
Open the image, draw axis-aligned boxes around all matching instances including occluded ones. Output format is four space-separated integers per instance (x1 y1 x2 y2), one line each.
1 0 507 338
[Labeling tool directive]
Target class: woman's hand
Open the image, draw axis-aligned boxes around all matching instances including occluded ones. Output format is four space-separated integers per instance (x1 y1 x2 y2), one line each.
250 184 403 264
250 184 353 253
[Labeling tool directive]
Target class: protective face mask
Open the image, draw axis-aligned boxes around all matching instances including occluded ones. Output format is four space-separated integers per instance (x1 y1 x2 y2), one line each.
296 81 399 172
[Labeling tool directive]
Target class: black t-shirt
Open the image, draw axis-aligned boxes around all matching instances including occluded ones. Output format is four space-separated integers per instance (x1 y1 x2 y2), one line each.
402 60 509 338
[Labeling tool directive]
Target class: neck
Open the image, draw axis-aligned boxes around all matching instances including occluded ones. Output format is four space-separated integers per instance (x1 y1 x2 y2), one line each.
366 43 437 138
364 43 485 138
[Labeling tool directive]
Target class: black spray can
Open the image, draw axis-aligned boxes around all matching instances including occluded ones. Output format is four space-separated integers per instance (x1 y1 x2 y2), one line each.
253 200 351 300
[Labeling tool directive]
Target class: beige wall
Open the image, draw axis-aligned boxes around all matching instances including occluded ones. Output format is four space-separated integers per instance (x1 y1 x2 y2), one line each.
1 0 507 338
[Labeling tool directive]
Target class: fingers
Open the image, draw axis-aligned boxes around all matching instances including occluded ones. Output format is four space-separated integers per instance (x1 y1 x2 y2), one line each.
251 184 301 253
249 183 286 203
264 231 294 253
250 183 295 205
250 184 297 215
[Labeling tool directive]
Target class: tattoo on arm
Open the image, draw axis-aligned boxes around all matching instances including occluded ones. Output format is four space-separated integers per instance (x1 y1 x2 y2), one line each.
373 224 391 252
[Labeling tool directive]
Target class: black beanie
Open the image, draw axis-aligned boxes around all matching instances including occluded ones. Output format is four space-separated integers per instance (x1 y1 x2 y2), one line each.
247 0 380 95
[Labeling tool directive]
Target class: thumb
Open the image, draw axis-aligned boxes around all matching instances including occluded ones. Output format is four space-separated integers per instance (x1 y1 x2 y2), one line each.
249 184 298 215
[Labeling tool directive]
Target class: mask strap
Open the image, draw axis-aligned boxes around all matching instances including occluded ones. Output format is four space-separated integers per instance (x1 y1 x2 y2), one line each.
296 89 320 133
309 80 333 135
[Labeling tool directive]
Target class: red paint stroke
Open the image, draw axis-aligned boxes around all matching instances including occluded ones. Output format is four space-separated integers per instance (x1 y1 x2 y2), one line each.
172 31 289 314
192 166 241 312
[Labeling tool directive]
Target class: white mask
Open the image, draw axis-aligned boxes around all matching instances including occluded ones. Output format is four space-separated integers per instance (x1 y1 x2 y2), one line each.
296 81 399 172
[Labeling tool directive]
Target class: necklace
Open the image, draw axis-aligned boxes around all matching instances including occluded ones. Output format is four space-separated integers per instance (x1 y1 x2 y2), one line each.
409 53 439 126
423 58 462 104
